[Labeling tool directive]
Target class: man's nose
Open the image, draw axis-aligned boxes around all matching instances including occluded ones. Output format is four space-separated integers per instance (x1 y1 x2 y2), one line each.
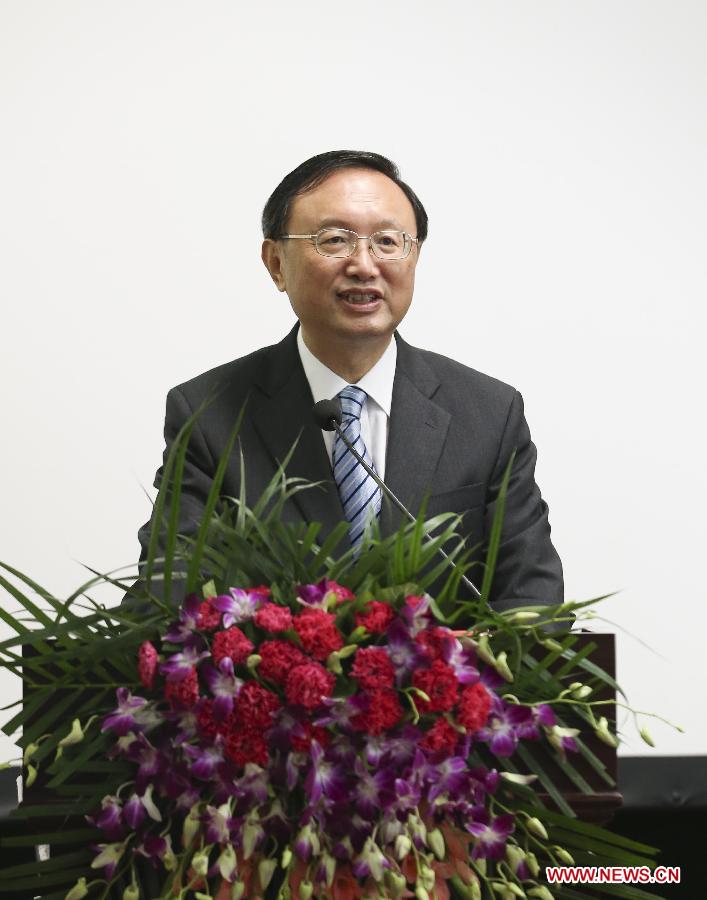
344 238 381 279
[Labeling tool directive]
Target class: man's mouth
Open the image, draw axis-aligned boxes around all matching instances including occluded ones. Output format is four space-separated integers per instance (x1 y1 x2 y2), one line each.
337 290 382 305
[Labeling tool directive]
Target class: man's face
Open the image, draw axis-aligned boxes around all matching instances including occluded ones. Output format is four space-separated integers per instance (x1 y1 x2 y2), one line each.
262 168 420 354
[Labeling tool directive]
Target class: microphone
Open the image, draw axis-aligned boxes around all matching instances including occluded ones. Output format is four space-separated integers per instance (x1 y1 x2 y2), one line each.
312 399 481 599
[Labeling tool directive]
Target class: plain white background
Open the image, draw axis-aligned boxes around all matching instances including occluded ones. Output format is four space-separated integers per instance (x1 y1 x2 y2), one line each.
1 1 705 764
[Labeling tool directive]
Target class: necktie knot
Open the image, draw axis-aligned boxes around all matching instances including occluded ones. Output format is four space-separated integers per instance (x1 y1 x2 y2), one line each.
338 385 367 422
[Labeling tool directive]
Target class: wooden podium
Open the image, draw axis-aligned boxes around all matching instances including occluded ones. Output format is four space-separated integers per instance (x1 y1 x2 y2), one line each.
528 631 622 824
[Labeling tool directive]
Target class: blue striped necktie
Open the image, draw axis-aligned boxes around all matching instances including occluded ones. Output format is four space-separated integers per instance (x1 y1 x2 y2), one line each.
332 385 382 550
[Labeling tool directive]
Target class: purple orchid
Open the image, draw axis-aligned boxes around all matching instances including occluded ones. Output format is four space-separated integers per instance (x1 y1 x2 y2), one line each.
426 753 469 803
183 740 226 780
268 708 303 752
443 636 480 685
163 593 202 643
466 809 515 860
121 733 165 794
352 758 395 818
314 694 368 731
160 641 209 682
296 578 352 609
294 820 321 861
210 588 263 627
477 697 535 756
385 619 425 679
134 833 175 867
90 841 126 880
102 688 159 736
296 579 333 609
202 803 233 844
232 764 270 807
468 765 500 798
352 836 391 881
304 741 347 806
167 707 200 744
534 703 556 728
162 768 201 810
381 725 423 766
202 657 243 720
90 795 123 840
391 774 422 814
123 784 162 829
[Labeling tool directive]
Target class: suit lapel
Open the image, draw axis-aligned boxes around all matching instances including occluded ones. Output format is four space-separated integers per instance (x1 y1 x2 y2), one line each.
382 335 451 535
250 327 348 543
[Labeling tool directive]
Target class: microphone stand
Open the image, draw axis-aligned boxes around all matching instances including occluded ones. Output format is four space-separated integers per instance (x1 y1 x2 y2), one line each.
319 404 482 600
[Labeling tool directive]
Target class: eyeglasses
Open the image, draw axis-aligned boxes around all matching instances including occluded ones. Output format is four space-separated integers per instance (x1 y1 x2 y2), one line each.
279 227 419 260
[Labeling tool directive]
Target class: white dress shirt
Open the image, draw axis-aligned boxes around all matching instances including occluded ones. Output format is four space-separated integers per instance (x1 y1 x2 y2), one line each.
296 328 397 479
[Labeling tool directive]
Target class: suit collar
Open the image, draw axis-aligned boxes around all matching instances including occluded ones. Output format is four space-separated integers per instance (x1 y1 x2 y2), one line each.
382 333 451 534
250 325 349 545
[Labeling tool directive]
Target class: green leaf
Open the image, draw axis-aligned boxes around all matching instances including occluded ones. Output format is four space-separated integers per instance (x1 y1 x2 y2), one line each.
514 743 575 817
46 721 111 787
185 403 247 592
513 801 659 854
480 450 515 603
1 827 101 846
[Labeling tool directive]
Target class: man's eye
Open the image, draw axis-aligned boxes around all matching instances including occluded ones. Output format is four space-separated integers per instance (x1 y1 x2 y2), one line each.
322 235 345 245
374 233 403 251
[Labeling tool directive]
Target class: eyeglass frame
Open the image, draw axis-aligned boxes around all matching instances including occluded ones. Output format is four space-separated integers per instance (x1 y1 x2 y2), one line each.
278 227 420 260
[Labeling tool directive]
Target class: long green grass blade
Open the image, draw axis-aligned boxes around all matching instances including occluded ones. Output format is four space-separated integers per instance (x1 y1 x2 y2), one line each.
1 827 101 847
185 404 246 592
480 450 515 602
514 743 575 817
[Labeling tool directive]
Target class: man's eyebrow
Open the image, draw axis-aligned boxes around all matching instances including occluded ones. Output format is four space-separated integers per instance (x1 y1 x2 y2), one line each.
316 216 406 230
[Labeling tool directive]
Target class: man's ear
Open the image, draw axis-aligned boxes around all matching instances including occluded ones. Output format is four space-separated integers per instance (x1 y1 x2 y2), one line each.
261 239 287 292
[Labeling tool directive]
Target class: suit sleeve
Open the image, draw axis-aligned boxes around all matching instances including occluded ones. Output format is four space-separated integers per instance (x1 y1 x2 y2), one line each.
484 390 564 611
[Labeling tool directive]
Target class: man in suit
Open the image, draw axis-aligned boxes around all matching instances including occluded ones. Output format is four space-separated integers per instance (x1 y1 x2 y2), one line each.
139 150 563 611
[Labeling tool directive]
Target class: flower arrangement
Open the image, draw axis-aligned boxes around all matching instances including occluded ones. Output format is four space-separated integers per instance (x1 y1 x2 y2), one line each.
0 418 672 899
89 579 574 899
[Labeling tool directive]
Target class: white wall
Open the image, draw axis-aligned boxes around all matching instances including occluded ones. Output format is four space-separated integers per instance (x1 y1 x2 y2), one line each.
1 1 705 763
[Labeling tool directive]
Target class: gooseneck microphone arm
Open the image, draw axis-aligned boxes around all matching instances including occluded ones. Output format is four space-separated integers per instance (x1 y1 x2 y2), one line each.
312 399 482 600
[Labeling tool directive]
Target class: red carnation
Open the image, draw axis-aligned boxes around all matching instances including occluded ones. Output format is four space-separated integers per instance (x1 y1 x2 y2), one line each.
212 627 254 667
138 640 159 690
285 662 335 710
412 659 459 713
458 682 491 733
251 584 271 598
354 600 395 634
293 608 343 660
259 640 308 685
234 681 281 730
197 599 222 631
290 721 331 752
415 626 452 662
351 647 395 690
254 603 293 633
225 728 268 767
420 718 459 755
351 688 403 736
164 667 199 709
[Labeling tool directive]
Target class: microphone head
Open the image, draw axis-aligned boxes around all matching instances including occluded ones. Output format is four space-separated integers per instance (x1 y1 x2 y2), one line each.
313 398 342 431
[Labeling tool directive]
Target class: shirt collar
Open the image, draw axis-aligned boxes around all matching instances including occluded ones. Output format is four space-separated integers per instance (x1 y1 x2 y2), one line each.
297 328 396 416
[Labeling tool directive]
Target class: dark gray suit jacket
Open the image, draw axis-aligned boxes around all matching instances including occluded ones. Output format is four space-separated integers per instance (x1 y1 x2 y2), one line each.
138 326 563 610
